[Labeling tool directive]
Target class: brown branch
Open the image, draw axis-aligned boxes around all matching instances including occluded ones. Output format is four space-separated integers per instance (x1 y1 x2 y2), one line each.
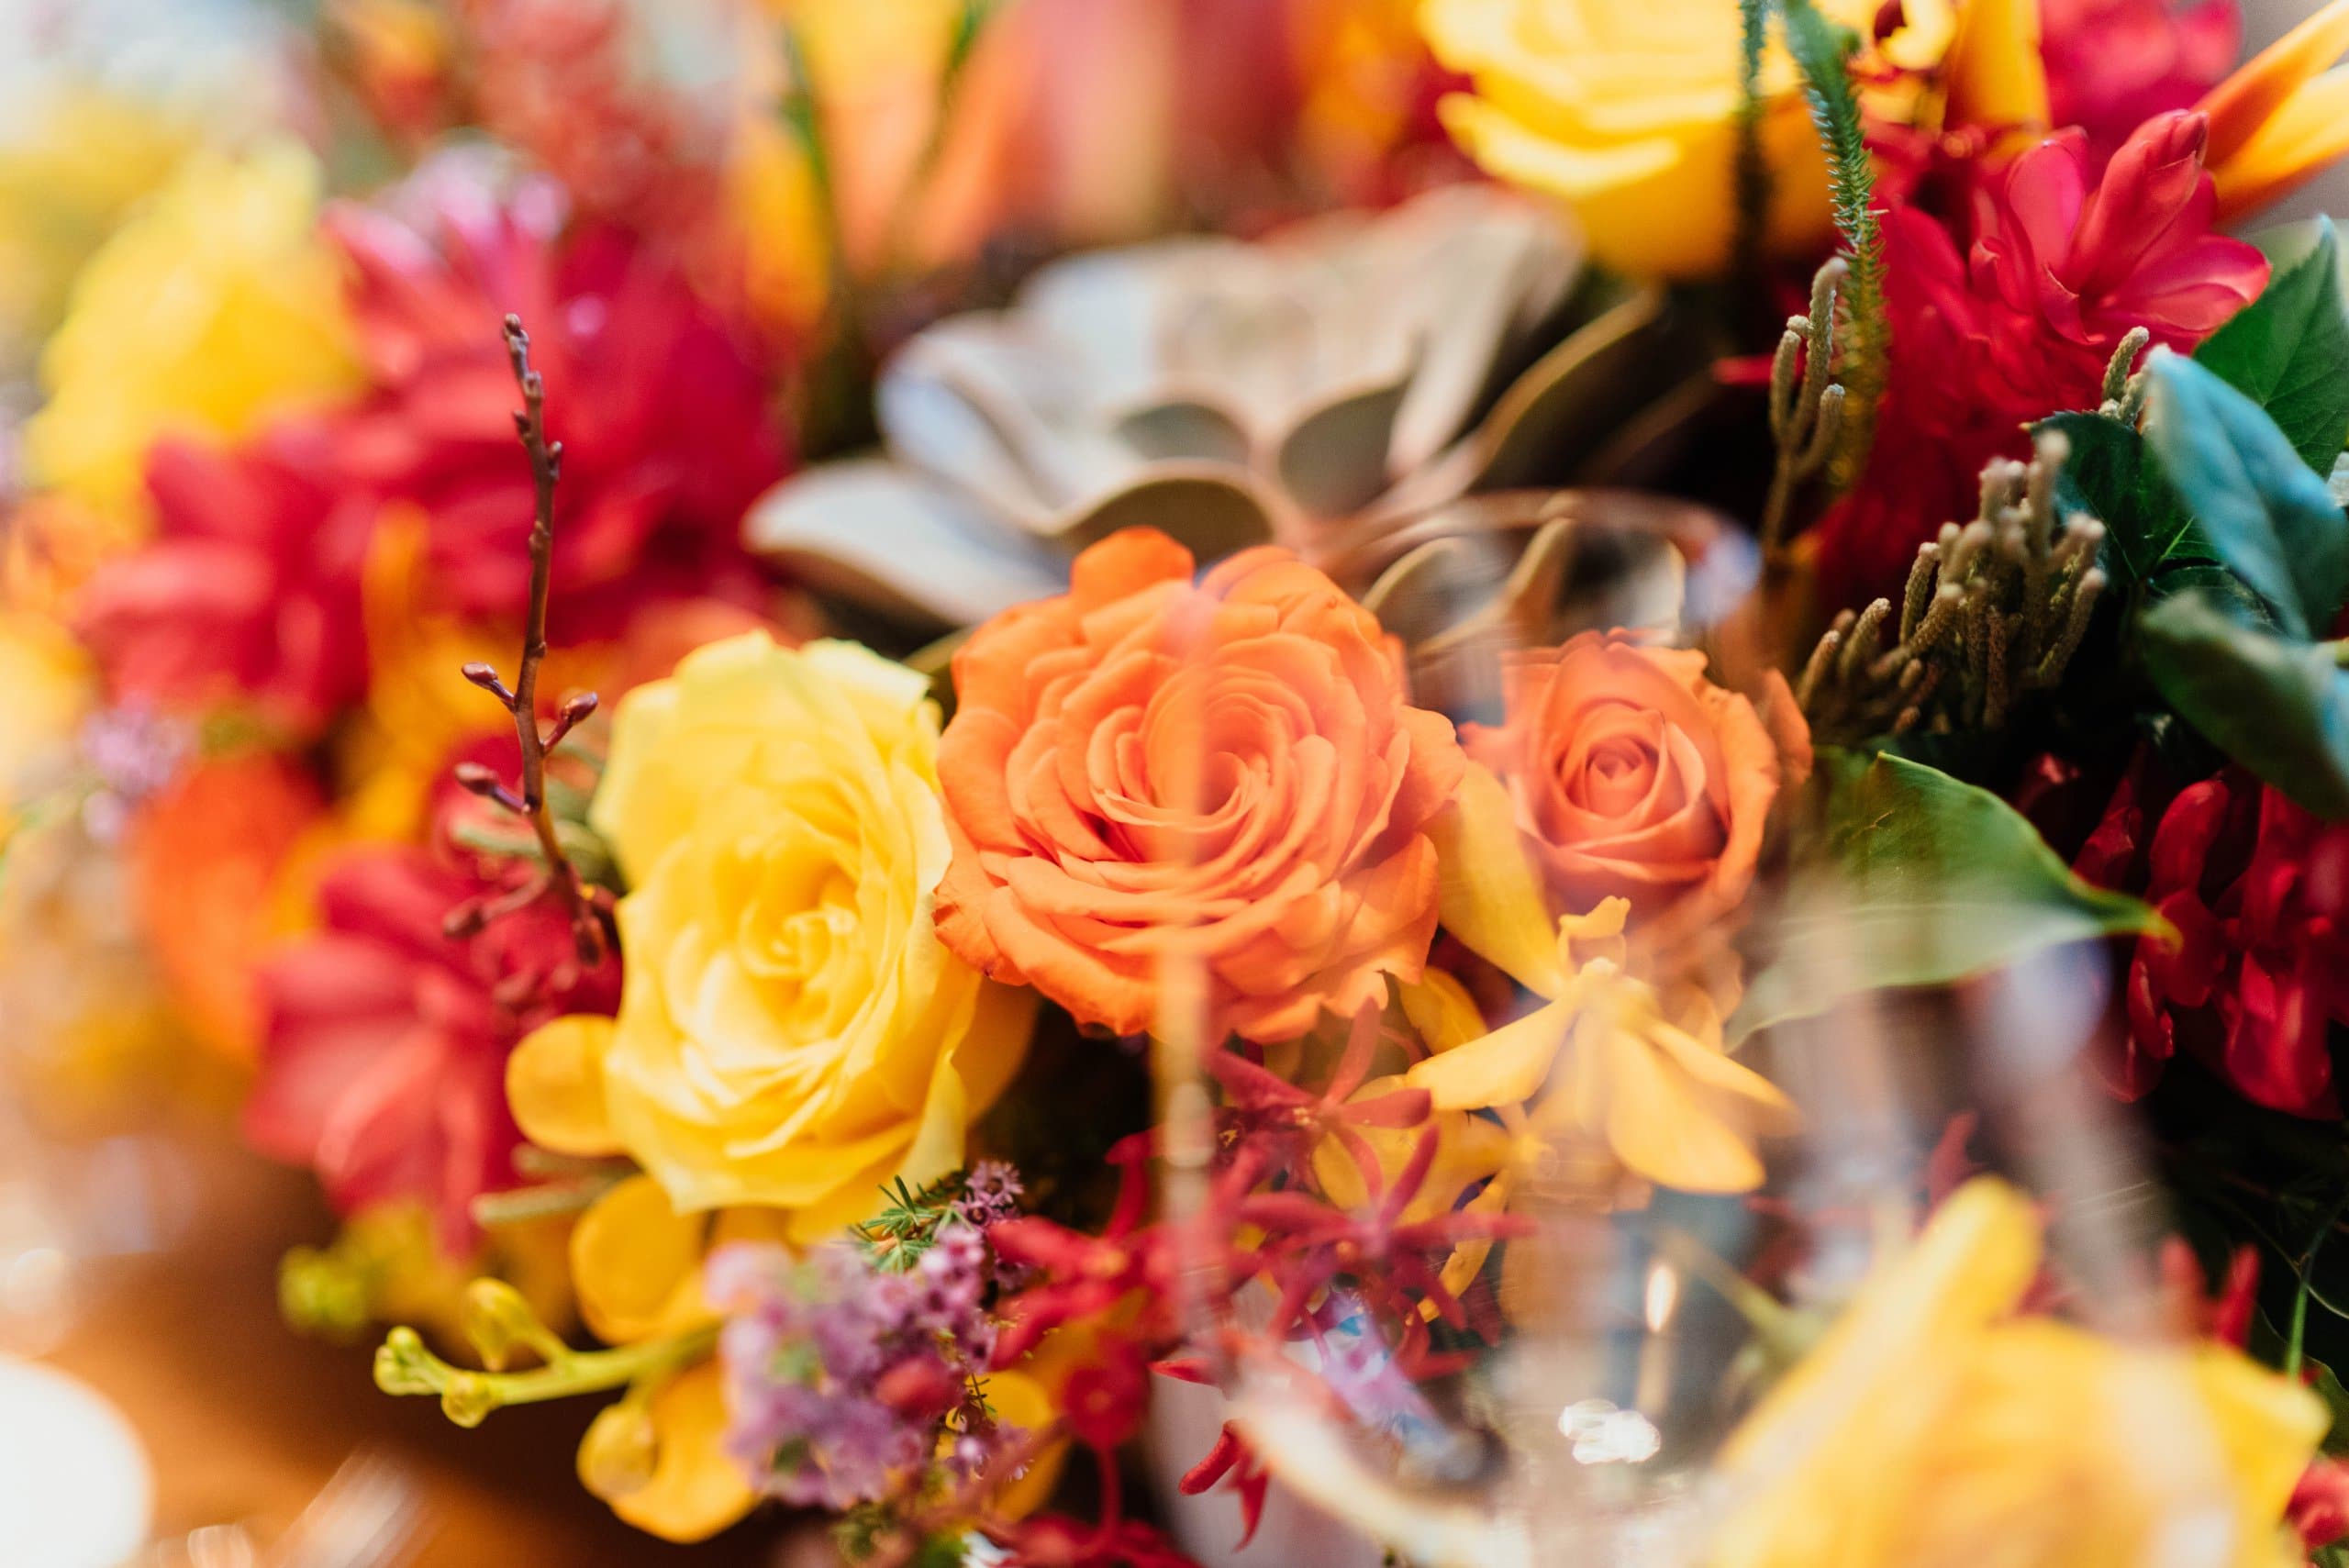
441 314 608 968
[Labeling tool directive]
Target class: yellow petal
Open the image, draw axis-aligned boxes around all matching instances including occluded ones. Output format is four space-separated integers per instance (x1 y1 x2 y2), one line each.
507 1015 622 1158
1430 761 1568 995
599 1362 758 1543
1941 0 2049 132
1719 1177 2040 1475
2211 64 2349 219
571 1175 708 1344
1408 995 1574 1111
1397 967 1489 1056
978 1366 1071 1522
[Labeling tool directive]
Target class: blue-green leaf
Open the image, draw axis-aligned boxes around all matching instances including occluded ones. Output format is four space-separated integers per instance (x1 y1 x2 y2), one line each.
1731 750 2171 1038
2142 350 2349 639
2142 588 2349 819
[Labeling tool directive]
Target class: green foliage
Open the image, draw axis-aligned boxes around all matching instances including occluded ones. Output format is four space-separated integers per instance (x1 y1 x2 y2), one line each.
1778 0 1886 487
2142 350 2349 639
2195 217 2349 473
2140 592 2349 817
855 1172 968 1273
1732 750 2169 1037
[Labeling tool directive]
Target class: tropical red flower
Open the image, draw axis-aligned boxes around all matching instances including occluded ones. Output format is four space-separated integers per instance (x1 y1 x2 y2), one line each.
2042 0 2241 164
2072 761 2349 1118
245 736 619 1251
74 424 373 735
327 163 788 638
1816 112 2266 599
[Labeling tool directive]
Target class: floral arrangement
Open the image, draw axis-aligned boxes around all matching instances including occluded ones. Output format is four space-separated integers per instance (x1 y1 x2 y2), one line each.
19 1 2349 1565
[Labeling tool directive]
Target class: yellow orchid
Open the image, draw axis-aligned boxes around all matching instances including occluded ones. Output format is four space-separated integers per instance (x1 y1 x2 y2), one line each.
1709 1178 2328 1568
21 139 361 520
1403 762 1795 1194
2199 0 2349 219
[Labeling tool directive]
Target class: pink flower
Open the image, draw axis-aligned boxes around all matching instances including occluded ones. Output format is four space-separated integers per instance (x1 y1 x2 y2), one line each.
245 739 619 1250
2043 0 2241 164
327 166 788 637
1815 113 2266 600
74 425 373 736
2073 762 2349 1118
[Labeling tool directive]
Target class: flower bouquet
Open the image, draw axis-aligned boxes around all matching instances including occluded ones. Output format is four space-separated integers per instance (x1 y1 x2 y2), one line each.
17 1 2349 1564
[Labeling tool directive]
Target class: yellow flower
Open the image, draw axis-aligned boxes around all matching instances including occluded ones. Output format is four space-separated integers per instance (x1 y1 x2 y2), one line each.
21 139 361 518
519 632 1032 1240
0 85 195 367
1401 761 1794 1193
1709 1179 2327 1568
1419 0 1942 278
2200 0 2349 220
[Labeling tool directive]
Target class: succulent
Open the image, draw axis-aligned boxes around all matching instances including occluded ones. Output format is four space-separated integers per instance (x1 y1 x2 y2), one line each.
750 184 1702 628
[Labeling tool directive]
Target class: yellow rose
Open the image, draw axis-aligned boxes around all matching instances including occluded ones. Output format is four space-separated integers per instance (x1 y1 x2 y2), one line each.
1711 1179 2326 1568
21 139 361 517
1419 0 1945 278
525 632 1032 1240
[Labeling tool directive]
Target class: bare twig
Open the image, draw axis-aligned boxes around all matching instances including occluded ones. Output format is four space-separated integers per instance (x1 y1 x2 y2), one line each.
442 314 609 967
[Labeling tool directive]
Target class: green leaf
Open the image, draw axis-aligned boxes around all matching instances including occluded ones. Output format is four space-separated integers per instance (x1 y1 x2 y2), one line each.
2040 412 2204 589
2196 217 2349 473
2143 350 2349 639
1731 750 2171 1037
2141 589 2349 818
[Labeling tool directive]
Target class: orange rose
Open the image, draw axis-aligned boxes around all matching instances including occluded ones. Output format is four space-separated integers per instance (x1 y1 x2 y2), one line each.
1463 632 1809 952
936 528 1466 1042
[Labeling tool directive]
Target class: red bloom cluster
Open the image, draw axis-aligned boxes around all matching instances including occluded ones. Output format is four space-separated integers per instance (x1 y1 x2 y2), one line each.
74 162 788 738
77 425 375 734
329 168 787 636
2074 760 2349 1117
988 1010 1520 1551
1818 111 2266 597
245 738 620 1251
2042 0 2241 163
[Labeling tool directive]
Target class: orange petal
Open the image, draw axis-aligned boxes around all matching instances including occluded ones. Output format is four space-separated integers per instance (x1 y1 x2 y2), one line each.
507 1015 622 1158
2199 0 2349 164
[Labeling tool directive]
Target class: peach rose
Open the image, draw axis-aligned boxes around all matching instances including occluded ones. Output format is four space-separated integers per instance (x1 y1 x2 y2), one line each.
1464 632 1809 951
936 528 1466 1042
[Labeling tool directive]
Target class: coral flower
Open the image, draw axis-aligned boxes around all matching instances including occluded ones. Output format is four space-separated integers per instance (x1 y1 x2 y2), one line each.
1462 633 1809 956
935 528 1466 1044
73 424 377 736
327 161 788 637
1709 1179 2326 1568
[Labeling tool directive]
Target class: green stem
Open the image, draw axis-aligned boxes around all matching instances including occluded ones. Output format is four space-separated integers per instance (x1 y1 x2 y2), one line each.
1732 0 1773 296
375 1322 718 1428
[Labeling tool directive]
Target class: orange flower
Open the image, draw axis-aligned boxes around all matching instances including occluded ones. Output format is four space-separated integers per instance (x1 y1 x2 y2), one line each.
1463 632 1809 955
936 528 1465 1043
129 751 327 1060
2199 0 2349 219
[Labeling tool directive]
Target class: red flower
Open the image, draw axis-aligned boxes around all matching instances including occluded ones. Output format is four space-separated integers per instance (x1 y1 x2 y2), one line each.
1816 113 2266 600
2073 761 2349 1117
75 425 373 735
245 739 619 1251
985 1516 1201 1568
2043 0 2241 164
328 164 788 637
